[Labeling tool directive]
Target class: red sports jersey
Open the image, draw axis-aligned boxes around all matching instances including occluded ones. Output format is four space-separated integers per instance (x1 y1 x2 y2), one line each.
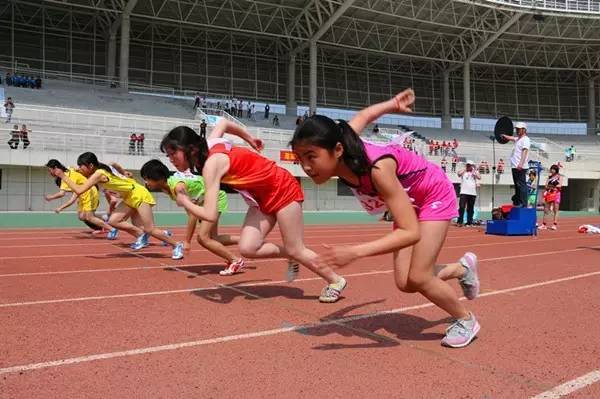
208 139 304 214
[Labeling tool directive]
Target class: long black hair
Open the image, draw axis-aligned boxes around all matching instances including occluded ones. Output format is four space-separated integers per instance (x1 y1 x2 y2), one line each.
76 152 113 174
160 126 208 174
549 164 560 175
45 159 68 187
290 115 370 176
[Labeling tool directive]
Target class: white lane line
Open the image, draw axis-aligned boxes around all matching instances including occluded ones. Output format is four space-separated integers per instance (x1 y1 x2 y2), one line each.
1 270 599 375
0 269 389 308
0 232 590 252
1 245 599 306
530 370 600 399
1 239 598 275
2 233 598 262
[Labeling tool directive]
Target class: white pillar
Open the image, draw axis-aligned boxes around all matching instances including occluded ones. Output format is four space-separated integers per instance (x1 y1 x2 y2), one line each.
588 79 596 136
463 62 471 131
441 69 451 130
309 41 317 115
119 12 131 91
286 54 297 117
107 32 116 81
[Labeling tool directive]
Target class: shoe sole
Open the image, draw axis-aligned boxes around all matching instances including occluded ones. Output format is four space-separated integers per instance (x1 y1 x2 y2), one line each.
286 263 300 282
463 252 480 300
130 243 150 250
219 263 244 276
319 279 347 303
441 322 481 348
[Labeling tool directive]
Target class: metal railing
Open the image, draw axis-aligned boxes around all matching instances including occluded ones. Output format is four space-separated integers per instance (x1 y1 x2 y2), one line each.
12 103 199 137
1 128 163 157
483 0 600 14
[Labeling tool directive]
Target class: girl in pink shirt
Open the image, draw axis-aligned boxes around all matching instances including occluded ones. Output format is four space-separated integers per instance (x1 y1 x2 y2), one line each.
291 89 481 348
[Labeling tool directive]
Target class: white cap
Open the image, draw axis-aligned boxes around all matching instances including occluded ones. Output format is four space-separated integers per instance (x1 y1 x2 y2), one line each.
515 121 527 129
466 160 475 165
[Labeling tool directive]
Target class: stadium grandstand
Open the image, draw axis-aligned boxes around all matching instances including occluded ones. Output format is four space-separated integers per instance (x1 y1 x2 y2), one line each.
0 0 599 214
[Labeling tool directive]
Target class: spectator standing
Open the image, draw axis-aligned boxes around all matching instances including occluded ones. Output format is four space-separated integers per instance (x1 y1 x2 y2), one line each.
4 97 15 123
138 133 145 155
502 121 530 207
457 160 480 227
295 116 303 127
200 119 207 139
372 124 380 134
451 156 458 173
272 114 280 127
237 100 243 118
497 159 505 174
428 140 434 156
193 92 201 110
452 138 459 156
569 145 576 161
7 124 19 149
539 164 563 230
19 124 30 149
264 104 270 119
35 77 42 89
129 133 137 155
440 157 448 173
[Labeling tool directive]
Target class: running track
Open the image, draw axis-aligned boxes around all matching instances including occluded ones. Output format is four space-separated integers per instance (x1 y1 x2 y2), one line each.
1 218 599 398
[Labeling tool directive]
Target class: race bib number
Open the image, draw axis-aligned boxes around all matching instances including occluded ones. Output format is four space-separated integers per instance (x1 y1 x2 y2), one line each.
350 188 387 215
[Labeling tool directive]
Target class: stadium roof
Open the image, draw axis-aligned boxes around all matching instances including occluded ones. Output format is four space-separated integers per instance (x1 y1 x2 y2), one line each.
18 0 600 72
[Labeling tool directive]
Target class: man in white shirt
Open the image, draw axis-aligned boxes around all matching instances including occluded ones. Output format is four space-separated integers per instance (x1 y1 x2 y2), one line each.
457 160 480 226
502 121 530 207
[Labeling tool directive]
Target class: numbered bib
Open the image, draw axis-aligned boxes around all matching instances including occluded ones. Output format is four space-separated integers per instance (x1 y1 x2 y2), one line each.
350 188 387 215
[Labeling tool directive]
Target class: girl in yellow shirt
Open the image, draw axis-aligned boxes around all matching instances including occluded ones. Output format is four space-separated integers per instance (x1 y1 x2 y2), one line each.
51 152 184 259
44 159 114 235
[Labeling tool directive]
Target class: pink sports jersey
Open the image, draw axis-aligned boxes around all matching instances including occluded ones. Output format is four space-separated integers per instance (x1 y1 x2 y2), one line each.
346 140 458 221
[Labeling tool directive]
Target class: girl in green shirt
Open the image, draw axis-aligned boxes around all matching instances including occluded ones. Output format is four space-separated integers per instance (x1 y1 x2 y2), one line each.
141 159 244 275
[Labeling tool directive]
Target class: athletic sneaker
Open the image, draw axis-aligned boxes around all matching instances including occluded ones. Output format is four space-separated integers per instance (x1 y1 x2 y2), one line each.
538 224 548 230
161 230 173 246
219 258 245 276
107 228 119 240
171 242 184 260
92 229 108 236
551 224 557 230
130 233 150 250
459 252 480 300
319 277 347 303
286 260 300 282
441 313 480 348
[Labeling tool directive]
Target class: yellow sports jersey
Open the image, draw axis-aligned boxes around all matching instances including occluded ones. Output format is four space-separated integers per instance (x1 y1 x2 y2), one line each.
59 168 88 191
59 168 99 212
96 167 156 208
96 168 137 194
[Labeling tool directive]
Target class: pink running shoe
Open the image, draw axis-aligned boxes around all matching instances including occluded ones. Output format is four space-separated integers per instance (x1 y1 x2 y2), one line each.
441 313 480 348
219 258 245 276
459 252 480 300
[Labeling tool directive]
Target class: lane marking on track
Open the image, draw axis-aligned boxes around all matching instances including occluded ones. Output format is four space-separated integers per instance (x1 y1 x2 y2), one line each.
1 270 599 375
530 369 600 399
0 233 597 261
1 246 598 306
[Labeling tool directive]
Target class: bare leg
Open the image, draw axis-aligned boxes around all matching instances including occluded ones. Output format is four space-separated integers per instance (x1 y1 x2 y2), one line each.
135 203 179 247
276 201 340 285
80 210 112 230
238 206 282 258
394 221 470 319
108 202 143 238
210 214 239 246
196 217 238 263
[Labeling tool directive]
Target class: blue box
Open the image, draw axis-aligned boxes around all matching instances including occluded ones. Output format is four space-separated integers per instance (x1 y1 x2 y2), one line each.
486 208 536 236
